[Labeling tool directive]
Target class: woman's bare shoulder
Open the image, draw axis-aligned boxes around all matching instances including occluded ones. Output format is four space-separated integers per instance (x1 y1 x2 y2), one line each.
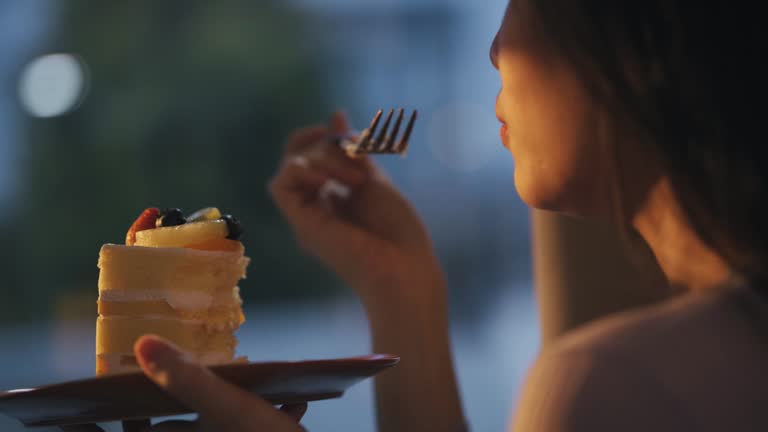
511 288 768 431
550 288 749 360
511 337 693 432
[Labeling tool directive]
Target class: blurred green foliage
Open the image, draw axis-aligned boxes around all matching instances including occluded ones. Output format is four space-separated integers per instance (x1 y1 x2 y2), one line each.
2 0 344 322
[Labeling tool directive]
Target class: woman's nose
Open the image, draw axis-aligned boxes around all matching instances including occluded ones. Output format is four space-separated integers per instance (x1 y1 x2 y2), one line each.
490 32 500 70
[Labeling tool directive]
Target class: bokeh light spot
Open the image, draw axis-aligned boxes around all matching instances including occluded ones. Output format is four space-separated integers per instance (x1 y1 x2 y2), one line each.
18 53 88 118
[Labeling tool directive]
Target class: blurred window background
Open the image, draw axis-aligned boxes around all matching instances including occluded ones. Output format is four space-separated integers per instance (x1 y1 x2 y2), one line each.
0 0 538 430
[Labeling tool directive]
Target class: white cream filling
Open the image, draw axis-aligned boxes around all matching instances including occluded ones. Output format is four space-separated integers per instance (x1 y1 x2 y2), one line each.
98 315 205 324
99 287 241 311
98 290 167 301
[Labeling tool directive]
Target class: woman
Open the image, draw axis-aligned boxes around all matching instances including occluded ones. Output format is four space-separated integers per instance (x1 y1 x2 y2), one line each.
78 1 767 430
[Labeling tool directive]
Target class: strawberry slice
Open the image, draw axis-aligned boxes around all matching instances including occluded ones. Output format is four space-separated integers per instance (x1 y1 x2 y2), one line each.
125 208 160 246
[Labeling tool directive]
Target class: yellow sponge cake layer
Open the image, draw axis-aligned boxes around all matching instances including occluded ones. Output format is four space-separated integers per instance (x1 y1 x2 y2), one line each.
96 316 237 355
98 244 248 305
96 243 249 375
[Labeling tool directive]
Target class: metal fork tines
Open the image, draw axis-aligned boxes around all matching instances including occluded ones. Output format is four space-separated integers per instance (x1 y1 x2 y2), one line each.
342 108 418 156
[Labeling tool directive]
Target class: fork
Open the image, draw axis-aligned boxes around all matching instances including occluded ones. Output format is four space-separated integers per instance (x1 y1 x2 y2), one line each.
337 108 418 156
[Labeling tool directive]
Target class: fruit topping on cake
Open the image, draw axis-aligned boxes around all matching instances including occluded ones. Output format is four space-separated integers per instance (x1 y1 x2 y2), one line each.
125 207 160 246
187 207 222 222
156 208 186 227
125 207 243 249
221 214 243 240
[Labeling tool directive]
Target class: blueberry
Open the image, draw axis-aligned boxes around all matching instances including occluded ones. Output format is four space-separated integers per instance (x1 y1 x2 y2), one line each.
157 208 186 227
221 214 243 240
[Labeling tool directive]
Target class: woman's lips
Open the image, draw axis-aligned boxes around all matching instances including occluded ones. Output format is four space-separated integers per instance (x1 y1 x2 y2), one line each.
496 106 509 149
496 109 509 148
499 123 509 149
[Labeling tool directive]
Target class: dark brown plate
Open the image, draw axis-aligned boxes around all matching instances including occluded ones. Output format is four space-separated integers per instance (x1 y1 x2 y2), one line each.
0 355 399 427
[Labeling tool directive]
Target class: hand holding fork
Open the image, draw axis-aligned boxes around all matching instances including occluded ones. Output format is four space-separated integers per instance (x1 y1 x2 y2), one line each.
269 110 439 296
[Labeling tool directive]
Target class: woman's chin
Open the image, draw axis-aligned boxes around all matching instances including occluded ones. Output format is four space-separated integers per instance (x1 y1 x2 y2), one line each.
513 170 563 211
514 176 609 221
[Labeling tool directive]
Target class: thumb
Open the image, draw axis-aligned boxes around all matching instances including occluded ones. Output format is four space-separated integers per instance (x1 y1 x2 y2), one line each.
329 110 376 167
134 335 291 429
280 403 308 422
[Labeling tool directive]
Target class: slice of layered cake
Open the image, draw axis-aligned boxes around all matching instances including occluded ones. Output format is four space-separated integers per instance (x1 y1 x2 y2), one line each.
96 207 250 375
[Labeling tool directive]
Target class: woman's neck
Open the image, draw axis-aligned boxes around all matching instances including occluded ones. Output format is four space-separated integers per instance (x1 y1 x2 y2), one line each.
632 178 735 292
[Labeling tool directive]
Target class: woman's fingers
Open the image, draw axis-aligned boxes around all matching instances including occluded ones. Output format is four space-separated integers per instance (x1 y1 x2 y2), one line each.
282 111 374 184
133 335 262 417
269 157 334 226
133 335 301 431
269 149 367 220
280 403 308 422
268 160 352 258
300 148 368 185
285 125 328 154
329 110 350 135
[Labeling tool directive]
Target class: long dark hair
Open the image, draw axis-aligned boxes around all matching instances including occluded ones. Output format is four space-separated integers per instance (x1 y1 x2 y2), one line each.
525 1 768 285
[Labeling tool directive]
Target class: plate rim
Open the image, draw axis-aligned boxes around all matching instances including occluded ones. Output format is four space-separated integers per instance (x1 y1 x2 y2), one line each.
0 354 400 426
0 354 400 399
